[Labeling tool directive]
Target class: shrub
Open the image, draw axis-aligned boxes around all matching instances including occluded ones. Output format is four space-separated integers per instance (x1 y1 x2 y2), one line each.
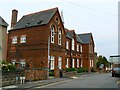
7 65 16 71
2 66 8 71
76 67 86 73
65 68 76 72
49 70 54 76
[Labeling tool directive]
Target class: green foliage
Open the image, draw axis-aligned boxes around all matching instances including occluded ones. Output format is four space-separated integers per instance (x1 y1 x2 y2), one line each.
65 67 88 73
2 60 8 65
2 66 8 71
65 68 76 72
1 60 17 72
49 70 54 76
7 64 16 71
76 67 86 73
96 55 110 68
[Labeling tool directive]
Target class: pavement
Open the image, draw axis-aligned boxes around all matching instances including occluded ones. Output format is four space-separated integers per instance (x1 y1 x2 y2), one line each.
1 72 109 89
2 77 70 89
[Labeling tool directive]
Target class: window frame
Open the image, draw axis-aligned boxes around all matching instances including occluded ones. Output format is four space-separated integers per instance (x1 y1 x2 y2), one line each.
50 56 55 70
77 59 79 68
51 25 55 43
80 59 83 67
58 56 62 69
80 45 82 52
66 41 69 49
72 38 75 50
20 60 26 68
66 58 69 68
72 58 75 68
20 35 26 43
12 36 17 44
77 44 79 52
58 29 62 45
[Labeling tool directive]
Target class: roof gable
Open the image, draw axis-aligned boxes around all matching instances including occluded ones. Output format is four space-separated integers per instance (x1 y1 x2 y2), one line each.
78 33 94 44
0 16 8 27
12 7 58 30
76 34 83 43
65 29 82 43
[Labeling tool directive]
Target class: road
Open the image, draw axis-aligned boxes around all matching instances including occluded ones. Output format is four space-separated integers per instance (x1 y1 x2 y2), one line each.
35 73 119 88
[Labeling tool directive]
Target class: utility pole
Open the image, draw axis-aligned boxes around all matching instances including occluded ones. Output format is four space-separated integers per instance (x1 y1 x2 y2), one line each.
48 36 50 78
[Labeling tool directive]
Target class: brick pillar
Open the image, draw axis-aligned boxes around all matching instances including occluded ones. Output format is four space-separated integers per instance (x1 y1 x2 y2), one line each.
54 67 60 78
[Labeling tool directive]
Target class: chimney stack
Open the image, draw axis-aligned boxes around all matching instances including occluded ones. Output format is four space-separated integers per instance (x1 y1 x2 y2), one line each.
11 9 18 28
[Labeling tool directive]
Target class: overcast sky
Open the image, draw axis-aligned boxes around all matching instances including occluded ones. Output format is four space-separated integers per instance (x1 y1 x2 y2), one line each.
0 0 119 60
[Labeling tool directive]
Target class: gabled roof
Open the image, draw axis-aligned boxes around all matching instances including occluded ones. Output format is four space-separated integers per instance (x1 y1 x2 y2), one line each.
76 34 83 43
0 16 8 27
78 33 94 44
12 7 58 30
65 29 82 44
65 29 74 39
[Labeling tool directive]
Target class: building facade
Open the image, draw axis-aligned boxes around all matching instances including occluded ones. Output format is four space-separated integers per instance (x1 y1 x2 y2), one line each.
0 16 8 61
7 8 66 80
78 33 95 72
7 7 96 80
65 29 83 69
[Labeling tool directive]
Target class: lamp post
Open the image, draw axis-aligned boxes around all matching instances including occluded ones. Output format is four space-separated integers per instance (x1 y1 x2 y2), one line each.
48 36 50 78
48 31 56 78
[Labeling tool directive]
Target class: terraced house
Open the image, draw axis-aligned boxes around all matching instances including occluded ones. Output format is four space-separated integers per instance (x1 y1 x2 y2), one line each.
65 29 83 69
78 33 95 72
7 7 96 80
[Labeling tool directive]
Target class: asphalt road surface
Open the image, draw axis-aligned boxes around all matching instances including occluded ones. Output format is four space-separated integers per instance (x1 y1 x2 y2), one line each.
35 73 119 88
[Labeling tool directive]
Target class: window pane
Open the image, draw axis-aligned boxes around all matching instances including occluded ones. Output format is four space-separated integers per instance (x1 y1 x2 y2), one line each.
51 26 54 43
21 36 26 43
12 37 17 44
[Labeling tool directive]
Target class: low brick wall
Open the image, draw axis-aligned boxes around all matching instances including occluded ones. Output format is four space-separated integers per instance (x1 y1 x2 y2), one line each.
25 69 48 81
2 77 16 86
63 71 77 78
2 72 23 86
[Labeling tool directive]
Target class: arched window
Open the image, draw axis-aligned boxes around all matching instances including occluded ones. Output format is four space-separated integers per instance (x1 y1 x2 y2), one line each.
58 29 61 45
51 25 55 43
72 38 74 50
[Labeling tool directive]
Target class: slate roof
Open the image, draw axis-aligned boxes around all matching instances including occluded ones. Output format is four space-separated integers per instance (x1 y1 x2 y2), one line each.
0 16 8 27
78 33 93 44
12 7 58 30
65 29 82 43
76 34 83 43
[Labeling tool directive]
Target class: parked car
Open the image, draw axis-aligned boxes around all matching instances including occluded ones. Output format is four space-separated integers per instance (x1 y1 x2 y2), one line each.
112 67 120 77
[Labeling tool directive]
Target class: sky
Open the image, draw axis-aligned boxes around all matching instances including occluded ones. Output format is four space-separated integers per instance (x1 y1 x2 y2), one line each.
0 0 119 60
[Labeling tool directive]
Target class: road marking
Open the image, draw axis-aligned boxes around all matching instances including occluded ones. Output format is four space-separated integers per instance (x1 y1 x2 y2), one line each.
36 79 72 88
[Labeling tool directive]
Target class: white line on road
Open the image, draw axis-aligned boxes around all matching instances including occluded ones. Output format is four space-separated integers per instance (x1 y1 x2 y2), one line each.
36 79 72 88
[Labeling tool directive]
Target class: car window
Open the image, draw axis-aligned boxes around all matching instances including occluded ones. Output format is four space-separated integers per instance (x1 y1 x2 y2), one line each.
113 68 120 70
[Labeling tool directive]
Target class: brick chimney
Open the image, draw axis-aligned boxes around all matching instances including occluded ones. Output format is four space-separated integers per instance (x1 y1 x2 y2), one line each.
11 9 18 28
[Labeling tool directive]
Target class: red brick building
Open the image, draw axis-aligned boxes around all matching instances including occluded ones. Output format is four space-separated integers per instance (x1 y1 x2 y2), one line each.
7 8 66 80
7 7 96 80
78 33 95 72
65 29 83 69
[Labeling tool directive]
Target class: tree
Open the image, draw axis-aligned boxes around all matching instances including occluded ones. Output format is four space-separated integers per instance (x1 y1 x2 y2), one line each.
96 56 110 69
